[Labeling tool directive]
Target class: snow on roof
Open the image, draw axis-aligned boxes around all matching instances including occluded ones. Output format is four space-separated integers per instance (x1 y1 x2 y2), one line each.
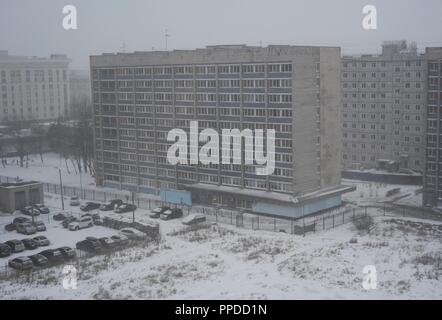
185 183 355 204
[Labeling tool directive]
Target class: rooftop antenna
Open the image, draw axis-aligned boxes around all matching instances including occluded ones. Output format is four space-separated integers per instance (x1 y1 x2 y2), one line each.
120 43 127 53
165 29 171 50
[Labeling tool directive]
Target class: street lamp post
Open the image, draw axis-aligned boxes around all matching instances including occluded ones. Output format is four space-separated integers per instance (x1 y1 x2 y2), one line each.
59 168 64 210
79 168 83 199
132 191 135 223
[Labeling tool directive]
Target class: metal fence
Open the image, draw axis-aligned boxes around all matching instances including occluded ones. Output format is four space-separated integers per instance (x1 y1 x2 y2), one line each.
191 205 359 235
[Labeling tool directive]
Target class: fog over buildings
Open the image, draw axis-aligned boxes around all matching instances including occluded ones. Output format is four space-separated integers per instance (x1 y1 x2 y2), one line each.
1 0 442 69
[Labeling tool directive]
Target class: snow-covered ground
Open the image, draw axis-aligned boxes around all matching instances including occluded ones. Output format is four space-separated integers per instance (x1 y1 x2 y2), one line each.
0 153 95 187
0 153 439 299
342 179 422 207
0 193 441 299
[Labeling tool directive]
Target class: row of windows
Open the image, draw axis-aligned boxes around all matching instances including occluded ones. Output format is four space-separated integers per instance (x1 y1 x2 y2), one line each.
343 113 422 121
342 71 422 79
344 132 421 142
343 123 422 133
101 116 293 132
101 78 293 90
342 60 422 68
343 93 422 100
0 69 67 84
94 63 292 79
114 92 292 103
344 143 420 153
102 104 293 119
101 174 294 193
344 103 422 110
342 82 422 89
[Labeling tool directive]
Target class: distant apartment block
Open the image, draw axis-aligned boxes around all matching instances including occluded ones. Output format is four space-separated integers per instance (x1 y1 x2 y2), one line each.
0 50 71 123
341 41 426 172
423 47 442 207
90 45 353 219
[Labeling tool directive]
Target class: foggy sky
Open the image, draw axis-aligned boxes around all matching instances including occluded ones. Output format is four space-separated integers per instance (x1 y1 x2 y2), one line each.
1 0 441 69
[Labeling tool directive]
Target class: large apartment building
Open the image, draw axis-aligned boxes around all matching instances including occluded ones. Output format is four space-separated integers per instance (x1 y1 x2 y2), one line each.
90 45 353 218
341 41 426 172
0 50 71 123
423 47 442 207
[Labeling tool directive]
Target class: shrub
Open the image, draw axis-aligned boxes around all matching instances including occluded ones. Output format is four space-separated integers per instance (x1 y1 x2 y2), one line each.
353 215 374 231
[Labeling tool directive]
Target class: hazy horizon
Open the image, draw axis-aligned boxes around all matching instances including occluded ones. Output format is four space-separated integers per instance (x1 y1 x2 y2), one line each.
1 0 442 69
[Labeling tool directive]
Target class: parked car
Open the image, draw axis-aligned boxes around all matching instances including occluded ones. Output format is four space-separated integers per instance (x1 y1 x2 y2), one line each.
32 221 46 232
53 212 72 221
13 217 31 224
32 204 50 214
28 254 49 267
110 234 129 247
5 240 25 253
68 216 94 231
62 216 78 228
100 199 123 211
21 238 38 250
114 203 137 213
4 223 16 232
24 206 40 216
8 256 33 270
0 243 12 257
98 237 117 250
33 235 50 247
182 214 207 226
57 246 77 260
69 196 80 206
14 208 34 216
16 223 37 235
80 202 101 212
92 214 103 226
160 208 183 220
119 228 147 241
39 249 64 265
149 206 170 218
76 237 102 253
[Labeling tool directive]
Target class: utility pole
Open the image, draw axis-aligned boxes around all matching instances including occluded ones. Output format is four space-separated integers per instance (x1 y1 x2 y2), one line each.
132 191 135 223
59 168 64 210
79 167 83 200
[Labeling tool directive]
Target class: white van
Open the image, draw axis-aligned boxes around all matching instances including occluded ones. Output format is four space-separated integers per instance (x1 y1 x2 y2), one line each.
68 216 94 231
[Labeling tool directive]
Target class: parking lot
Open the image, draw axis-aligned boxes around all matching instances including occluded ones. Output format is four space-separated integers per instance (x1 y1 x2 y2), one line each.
0 194 165 275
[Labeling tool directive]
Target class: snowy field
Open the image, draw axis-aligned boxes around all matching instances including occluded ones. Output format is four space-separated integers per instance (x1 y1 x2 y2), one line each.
0 153 439 299
0 153 95 187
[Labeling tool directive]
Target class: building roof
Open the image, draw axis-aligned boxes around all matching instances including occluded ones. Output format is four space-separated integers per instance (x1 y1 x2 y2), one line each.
184 183 355 205
0 181 42 189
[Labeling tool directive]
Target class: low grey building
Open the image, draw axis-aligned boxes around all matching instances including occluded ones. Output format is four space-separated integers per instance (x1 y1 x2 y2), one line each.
0 181 44 213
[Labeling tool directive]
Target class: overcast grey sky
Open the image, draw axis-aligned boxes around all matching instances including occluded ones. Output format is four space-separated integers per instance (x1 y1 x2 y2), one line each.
1 0 441 69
